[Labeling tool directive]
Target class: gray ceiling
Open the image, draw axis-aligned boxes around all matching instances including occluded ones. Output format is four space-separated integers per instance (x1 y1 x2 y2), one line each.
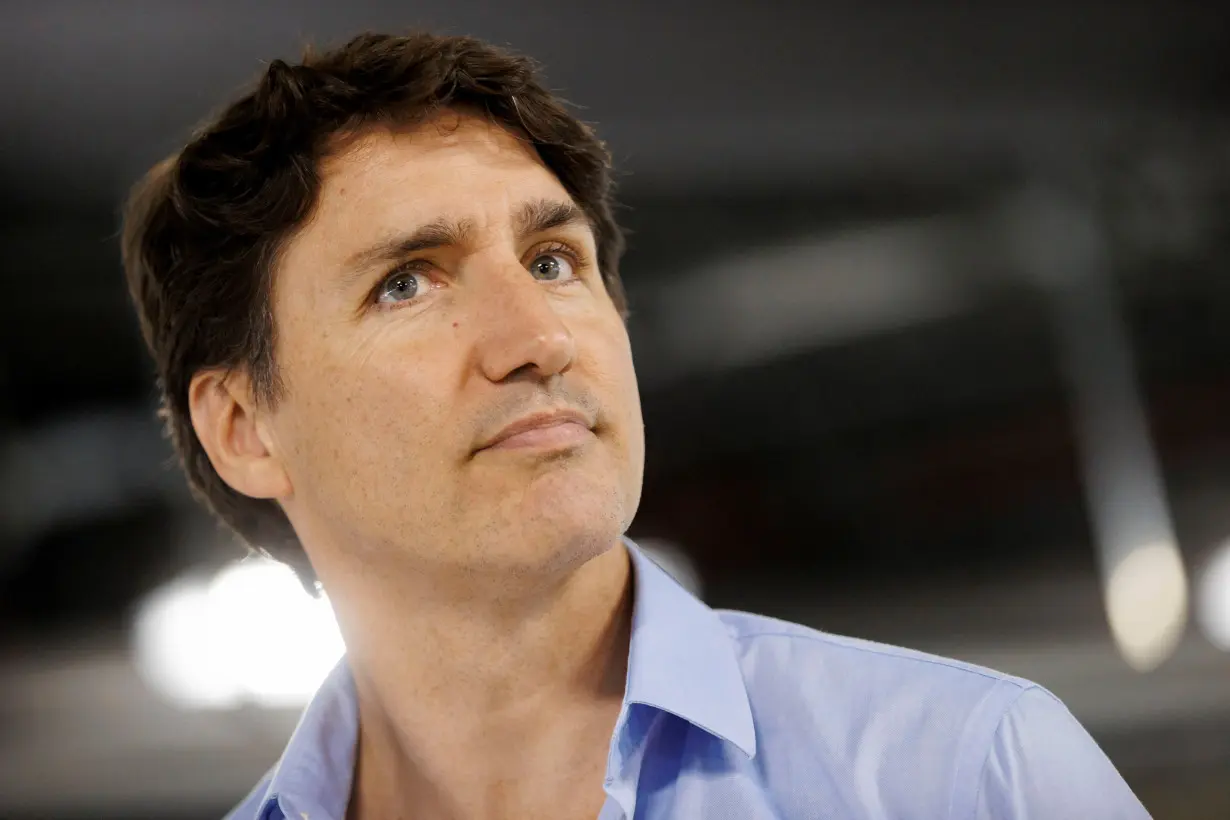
1 0 1227 205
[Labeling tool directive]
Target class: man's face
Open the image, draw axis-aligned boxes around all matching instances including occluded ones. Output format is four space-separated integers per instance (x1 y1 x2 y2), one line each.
266 113 643 579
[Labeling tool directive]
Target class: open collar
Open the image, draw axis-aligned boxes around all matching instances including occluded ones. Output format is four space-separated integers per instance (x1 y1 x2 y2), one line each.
257 538 756 819
621 539 756 758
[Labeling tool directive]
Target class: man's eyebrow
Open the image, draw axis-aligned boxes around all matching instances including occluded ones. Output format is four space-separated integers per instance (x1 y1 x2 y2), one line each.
341 217 475 281
513 198 590 237
336 198 590 291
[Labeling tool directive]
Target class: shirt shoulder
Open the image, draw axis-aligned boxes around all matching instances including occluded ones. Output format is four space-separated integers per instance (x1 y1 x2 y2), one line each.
713 610 1148 819
971 685 1151 819
717 607 1036 703
714 610 1037 817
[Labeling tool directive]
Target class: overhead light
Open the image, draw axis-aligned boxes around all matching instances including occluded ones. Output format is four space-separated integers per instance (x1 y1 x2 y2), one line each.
1105 541 1189 672
132 575 239 709
1012 188 1190 672
1196 541 1230 652
133 557 344 710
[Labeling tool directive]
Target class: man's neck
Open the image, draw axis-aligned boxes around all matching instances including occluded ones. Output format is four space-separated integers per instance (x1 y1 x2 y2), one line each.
331 540 633 820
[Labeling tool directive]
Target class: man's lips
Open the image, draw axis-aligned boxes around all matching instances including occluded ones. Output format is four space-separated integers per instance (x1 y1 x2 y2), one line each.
477 409 594 452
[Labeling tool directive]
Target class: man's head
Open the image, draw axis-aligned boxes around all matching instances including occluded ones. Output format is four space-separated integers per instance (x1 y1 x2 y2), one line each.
122 32 643 590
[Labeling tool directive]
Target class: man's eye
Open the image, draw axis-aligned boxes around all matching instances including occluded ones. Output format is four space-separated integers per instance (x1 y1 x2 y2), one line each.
529 253 576 282
376 270 429 304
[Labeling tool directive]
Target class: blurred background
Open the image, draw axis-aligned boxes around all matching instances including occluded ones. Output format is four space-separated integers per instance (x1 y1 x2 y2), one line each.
2 1 1230 817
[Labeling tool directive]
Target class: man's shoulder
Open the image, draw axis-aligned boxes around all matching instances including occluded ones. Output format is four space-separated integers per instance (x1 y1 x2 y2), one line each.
717 608 1034 689
698 610 1148 817
709 610 1052 814
714 608 1039 741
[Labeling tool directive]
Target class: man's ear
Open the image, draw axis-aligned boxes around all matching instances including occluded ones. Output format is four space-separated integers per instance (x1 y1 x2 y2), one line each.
188 369 292 500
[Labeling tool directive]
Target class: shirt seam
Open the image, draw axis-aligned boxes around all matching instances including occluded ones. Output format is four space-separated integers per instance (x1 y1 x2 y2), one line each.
728 626 1029 685
953 682 1037 820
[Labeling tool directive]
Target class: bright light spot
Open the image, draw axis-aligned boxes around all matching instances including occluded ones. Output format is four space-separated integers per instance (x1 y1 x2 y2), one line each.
1196 541 1230 652
133 557 344 710
637 538 703 599
1106 542 1188 671
132 576 239 709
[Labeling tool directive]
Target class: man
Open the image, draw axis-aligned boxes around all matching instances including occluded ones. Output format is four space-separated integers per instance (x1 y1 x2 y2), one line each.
121 31 1150 820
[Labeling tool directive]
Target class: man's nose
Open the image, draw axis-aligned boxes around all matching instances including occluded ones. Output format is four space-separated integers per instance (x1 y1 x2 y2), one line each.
470 261 576 384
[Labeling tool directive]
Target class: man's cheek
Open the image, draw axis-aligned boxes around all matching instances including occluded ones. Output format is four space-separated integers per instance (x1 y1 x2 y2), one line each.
336 319 404 375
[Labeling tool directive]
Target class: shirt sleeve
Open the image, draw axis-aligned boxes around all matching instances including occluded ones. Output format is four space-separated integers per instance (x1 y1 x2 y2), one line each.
971 686 1152 820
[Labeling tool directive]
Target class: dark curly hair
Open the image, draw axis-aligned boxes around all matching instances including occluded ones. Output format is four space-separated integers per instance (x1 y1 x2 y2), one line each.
121 31 627 588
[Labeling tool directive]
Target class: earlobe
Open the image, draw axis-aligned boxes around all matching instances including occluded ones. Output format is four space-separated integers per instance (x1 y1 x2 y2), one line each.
188 370 293 500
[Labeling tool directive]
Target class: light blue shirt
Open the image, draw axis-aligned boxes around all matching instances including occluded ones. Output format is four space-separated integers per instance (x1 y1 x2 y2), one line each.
228 540 1150 819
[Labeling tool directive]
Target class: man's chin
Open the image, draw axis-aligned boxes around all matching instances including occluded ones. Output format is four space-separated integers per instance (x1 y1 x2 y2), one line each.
486 478 627 566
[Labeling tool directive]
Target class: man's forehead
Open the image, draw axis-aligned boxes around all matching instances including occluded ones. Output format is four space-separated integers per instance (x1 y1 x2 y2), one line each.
310 118 567 235
278 122 585 284
324 116 545 189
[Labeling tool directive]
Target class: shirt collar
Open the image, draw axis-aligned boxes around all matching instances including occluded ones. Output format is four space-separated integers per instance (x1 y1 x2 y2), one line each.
258 658 358 820
257 538 756 819
621 538 757 758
